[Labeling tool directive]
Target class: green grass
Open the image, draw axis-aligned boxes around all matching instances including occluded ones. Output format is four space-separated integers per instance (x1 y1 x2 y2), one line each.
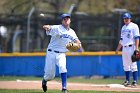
0 76 42 81
0 89 139 93
0 76 139 84
0 76 124 84
66 77 124 84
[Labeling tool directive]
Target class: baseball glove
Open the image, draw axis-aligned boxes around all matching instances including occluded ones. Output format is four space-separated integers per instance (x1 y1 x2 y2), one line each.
66 42 81 52
131 50 140 62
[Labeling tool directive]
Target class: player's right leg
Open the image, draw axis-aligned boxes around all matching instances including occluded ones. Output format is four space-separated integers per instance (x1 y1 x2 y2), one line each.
122 50 131 87
42 52 56 92
122 71 131 87
42 79 47 92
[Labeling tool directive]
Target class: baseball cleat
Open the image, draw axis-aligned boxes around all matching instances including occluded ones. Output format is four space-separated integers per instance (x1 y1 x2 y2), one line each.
122 81 131 87
62 89 68 93
131 81 138 87
42 79 47 92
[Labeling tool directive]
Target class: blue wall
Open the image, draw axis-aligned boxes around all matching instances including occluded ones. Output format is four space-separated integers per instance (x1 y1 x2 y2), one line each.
66 55 124 77
0 56 45 76
0 53 140 77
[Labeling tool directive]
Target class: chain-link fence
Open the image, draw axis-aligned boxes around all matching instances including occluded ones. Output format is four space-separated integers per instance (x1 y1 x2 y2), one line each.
0 12 140 53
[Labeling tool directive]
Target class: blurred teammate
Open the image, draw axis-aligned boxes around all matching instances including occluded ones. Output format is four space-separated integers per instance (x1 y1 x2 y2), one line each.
116 12 140 87
42 13 81 93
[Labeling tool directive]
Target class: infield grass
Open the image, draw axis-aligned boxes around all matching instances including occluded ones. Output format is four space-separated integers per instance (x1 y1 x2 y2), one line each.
0 76 139 84
0 89 139 93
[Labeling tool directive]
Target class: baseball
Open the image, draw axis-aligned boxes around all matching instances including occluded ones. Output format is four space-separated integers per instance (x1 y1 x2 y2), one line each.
40 13 45 17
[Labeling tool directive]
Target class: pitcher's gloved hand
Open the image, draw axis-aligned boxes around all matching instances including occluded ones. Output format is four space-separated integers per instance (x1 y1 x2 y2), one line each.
66 42 81 52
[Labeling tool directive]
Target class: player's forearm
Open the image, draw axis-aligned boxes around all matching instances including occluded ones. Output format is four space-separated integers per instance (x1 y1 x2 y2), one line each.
116 41 122 51
74 39 81 47
75 40 81 44
116 44 122 51
135 39 139 50
115 43 122 54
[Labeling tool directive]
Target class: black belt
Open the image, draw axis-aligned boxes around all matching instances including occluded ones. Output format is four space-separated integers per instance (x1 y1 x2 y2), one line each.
48 49 63 53
124 45 132 47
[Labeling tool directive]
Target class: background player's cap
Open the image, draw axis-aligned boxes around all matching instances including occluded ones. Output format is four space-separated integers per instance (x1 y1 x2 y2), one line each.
123 12 132 19
60 13 71 20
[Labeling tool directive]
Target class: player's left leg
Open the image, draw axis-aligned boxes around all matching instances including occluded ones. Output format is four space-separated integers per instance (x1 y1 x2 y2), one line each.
61 73 67 93
131 62 138 87
56 53 68 92
132 71 138 86
130 46 138 87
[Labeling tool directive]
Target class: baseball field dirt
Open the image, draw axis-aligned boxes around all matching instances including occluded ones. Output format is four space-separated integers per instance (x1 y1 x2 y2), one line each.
0 80 140 92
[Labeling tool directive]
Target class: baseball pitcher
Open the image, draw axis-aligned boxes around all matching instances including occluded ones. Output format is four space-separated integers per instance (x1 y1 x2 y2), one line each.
42 13 81 93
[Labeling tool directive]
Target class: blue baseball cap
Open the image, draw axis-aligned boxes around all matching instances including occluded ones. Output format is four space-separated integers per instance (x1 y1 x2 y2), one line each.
60 13 71 20
123 12 132 19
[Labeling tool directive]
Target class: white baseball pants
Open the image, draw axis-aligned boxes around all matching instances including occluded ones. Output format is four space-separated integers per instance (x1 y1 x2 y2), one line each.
43 50 67 81
122 45 138 72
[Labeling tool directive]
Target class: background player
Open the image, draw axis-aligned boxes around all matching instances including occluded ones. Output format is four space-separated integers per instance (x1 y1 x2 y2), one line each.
116 12 140 87
42 13 81 93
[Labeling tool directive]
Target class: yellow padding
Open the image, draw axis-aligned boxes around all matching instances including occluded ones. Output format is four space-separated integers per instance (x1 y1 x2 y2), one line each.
0 51 122 57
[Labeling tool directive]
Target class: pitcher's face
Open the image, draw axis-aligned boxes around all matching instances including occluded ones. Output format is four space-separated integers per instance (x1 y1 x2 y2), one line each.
62 17 71 26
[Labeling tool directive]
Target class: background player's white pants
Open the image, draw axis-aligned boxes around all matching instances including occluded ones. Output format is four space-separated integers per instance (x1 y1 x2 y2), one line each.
122 45 138 72
44 51 67 81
